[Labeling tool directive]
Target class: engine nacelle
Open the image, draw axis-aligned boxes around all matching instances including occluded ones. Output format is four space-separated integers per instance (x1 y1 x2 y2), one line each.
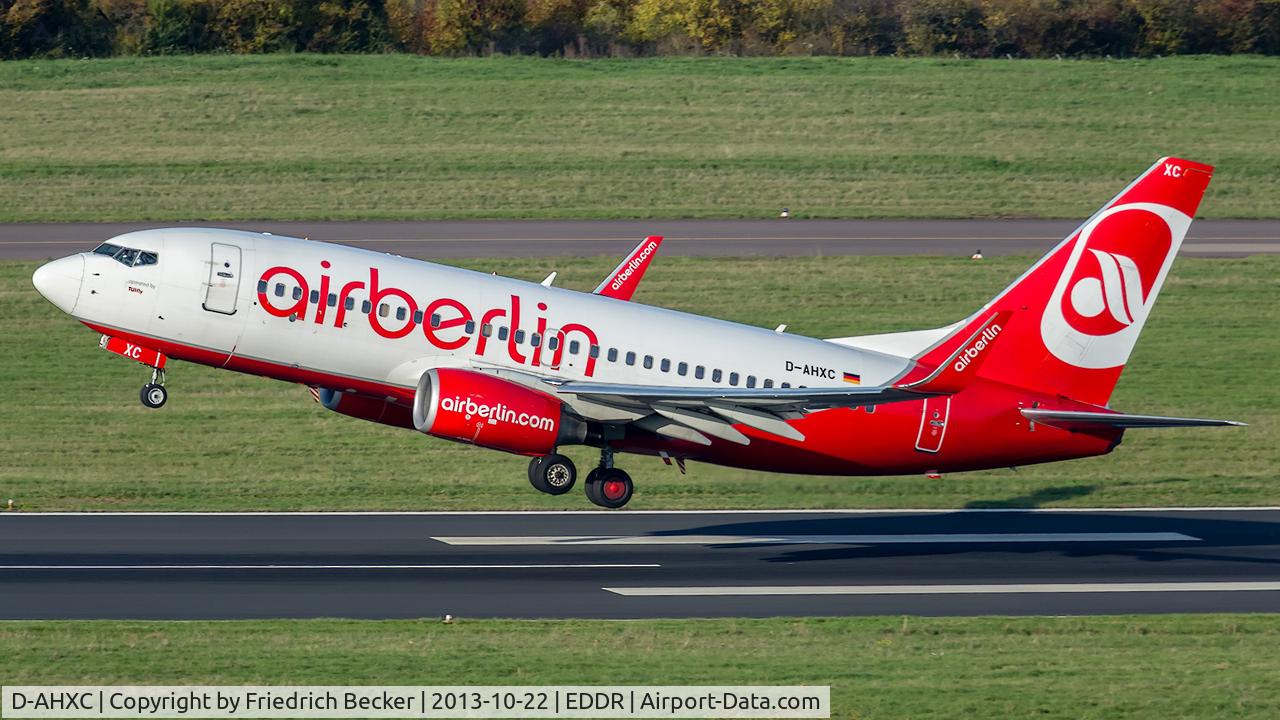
318 388 415 430
412 368 582 455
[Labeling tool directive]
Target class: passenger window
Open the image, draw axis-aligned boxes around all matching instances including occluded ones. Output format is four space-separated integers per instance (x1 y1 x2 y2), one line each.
481 323 493 337
607 348 618 362
763 379 774 388
548 336 559 351
729 372 740 386
413 310 423 324
678 362 688 376
660 358 671 372
514 329 526 344
712 369 722 383
292 287 302 300
781 382 791 388
430 313 441 328
274 283 285 297
395 307 407 321
309 290 319 304
746 375 757 388
137 251 159 266
626 351 636 366
498 327 509 341
695 365 705 379
257 280 268 293
328 293 337 307
569 340 580 354
530 333 541 347
345 297 355 311
378 303 389 318
362 300 372 314
589 345 600 359
465 320 476 334
643 355 654 369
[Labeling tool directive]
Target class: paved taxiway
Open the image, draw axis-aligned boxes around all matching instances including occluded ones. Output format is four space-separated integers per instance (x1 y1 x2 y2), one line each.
2 509 1279 620
2 219 1278 260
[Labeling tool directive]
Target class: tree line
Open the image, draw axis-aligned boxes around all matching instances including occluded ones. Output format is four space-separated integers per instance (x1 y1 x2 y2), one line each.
3 0 1278 60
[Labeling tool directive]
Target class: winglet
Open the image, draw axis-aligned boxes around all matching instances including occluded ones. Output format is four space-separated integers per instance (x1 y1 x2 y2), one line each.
896 311 1012 395
594 236 663 300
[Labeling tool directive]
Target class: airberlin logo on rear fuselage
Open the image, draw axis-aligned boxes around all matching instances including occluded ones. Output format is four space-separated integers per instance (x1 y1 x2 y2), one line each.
256 263 600 377
953 324 1003 373
610 241 657 291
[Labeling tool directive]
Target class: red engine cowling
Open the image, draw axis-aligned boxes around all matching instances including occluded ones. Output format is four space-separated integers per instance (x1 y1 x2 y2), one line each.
412 368 580 455
318 388 416 430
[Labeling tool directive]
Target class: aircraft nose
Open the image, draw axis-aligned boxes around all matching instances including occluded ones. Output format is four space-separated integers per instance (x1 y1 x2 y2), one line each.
32 254 84 314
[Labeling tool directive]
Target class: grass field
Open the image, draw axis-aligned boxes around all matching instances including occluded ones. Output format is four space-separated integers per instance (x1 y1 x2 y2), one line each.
1 54 1278 222
1 615 1278 718
3 253 1275 512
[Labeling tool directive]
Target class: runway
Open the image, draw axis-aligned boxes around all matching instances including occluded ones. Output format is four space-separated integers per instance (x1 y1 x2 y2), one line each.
1 219 1278 260
3 509 1279 620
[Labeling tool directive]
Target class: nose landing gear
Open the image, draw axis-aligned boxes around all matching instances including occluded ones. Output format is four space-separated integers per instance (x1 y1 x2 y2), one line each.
140 367 168 409
99 335 170 410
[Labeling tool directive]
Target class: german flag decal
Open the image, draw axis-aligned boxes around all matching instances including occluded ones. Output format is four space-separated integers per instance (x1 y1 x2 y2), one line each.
842 371 861 385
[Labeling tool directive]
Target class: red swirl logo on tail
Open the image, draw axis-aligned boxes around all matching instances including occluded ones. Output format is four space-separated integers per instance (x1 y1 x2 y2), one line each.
1059 208 1171 337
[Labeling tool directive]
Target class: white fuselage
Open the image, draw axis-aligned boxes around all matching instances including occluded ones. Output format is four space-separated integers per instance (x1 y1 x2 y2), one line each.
55 228 913 397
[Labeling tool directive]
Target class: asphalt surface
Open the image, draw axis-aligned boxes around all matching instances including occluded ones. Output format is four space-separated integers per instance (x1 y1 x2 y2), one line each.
3 509 1279 620
2 219 1278 260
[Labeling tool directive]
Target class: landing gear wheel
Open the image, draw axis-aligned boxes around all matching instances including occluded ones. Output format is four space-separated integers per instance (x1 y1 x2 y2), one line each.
140 383 167 409
585 468 633 509
529 454 576 495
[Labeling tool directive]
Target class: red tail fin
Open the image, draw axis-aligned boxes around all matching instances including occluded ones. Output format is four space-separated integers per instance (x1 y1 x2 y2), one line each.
934 158 1212 405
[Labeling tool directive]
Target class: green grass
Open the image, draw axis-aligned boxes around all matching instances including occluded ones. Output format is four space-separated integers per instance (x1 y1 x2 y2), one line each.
0 55 1277 222
1 616 1278 718
2 253 1275 511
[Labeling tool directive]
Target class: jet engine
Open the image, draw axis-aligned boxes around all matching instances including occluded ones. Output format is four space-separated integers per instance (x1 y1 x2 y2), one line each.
412 368 584 455
318 388 416 430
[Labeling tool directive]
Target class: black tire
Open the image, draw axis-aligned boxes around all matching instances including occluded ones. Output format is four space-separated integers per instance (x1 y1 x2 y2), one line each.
527 456 545 490
531 453 576 495
140 383 167 409
585 468 633 509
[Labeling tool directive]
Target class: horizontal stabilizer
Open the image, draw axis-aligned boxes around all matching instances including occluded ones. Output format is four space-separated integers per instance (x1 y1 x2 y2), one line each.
1022 409 1245 431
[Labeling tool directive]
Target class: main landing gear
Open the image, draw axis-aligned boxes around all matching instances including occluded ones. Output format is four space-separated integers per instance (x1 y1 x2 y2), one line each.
527 446 634 509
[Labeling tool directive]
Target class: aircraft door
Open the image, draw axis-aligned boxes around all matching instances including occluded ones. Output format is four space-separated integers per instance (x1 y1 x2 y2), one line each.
914 396 951 453
203 243 241 315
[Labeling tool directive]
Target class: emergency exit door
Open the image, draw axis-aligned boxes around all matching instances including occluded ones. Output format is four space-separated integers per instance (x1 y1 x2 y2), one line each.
914 396 951 453
203 243 242 315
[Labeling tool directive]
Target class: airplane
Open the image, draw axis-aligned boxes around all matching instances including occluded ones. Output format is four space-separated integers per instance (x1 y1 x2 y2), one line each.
31 157 1241 508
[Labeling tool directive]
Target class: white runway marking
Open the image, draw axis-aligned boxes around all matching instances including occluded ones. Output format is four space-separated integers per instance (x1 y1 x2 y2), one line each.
604 581 1280 597
432 532 1199 546
5 507 1276 515
1 563 661 570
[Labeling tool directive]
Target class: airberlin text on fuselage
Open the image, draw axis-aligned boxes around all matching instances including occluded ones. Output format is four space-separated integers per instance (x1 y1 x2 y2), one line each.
256 263 600 376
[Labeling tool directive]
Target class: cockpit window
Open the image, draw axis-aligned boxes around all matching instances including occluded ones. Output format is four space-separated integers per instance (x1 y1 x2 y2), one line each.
91 242 158 267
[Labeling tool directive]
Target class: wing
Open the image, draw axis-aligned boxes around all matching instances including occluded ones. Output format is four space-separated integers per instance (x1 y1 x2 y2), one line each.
1022 409 1245 430
593 236 663 301
549 312 1011 445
